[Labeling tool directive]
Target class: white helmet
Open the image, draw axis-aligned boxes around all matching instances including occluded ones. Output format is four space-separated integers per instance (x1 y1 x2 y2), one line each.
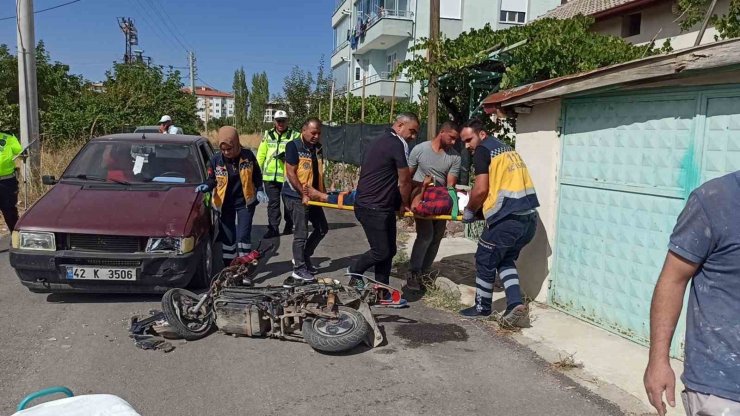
273 110 288 120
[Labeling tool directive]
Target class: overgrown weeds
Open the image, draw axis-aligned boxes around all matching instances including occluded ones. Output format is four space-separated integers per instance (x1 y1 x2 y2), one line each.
552 352 583 371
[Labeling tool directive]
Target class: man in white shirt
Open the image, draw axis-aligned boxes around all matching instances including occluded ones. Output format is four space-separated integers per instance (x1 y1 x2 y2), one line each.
158 115 183 134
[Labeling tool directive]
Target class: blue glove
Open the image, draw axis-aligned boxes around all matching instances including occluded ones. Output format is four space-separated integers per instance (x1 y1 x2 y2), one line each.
462 208 476 224
256 190 269 204
195 184 209 193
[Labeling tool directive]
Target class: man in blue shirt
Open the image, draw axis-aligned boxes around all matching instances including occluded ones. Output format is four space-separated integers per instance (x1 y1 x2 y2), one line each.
644 171 740 416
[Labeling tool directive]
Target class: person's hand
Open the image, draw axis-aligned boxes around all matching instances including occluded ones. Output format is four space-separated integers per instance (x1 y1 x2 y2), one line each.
398 205 412 219
644 360 676 416
195 184 209 193
257 190 269 204
302 195 310 206
462 208 476 223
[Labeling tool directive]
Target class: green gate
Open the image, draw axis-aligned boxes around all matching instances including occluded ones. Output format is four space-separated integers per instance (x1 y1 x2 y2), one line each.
550 86 740 356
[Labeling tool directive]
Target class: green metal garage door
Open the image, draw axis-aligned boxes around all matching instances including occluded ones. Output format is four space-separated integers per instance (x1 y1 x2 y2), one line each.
550 87 740 356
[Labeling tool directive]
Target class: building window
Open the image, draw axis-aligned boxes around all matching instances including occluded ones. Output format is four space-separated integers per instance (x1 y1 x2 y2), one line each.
355 66 361 81
621 13 641 37
386 52 397 75
500 10 525 24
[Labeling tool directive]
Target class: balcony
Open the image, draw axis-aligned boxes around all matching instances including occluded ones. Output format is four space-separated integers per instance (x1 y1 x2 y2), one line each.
351 72 412 98
354 10 413 54
331 40 350 68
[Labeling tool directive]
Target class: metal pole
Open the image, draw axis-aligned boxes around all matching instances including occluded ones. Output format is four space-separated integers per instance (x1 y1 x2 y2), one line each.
189 51 196 94
427 0 440 140
694 0 718 46
361 75 366 123
390 75 398 123
17 0 40 201
329 80 335 123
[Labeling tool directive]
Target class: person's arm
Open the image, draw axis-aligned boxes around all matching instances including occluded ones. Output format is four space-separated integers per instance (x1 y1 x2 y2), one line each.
408 145 420 179
644 193 712 416
8 135 21 156
256 133 268 168
283 142 307 204
644 252 697 416
248 150 263 190
447 154 461 188
398 167 412 213
204 157 217 190
465 150 490 212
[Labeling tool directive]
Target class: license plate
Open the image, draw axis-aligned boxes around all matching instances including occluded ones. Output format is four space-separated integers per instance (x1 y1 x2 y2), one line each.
65 266 136 281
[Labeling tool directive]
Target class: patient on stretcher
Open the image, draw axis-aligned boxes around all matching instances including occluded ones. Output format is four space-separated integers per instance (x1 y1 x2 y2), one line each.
305 176 468 216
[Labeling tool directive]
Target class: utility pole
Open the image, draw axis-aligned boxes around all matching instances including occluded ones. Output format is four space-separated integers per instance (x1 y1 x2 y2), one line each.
329 80 335 123
427 0 440 140
188 51 196 94
17 0 40 190
117 18 138 63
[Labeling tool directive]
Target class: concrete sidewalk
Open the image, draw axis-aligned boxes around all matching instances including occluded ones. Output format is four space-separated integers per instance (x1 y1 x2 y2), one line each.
404 234 686 416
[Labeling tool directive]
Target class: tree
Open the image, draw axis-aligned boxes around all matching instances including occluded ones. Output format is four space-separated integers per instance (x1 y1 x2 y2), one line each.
677 0 740 39
282 66 314 130
232 67 249 132
312 55 332 121
396 16 667 121
247 71 269 134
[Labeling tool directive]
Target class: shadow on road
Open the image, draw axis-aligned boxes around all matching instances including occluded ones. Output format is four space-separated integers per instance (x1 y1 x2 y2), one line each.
45 293 162 304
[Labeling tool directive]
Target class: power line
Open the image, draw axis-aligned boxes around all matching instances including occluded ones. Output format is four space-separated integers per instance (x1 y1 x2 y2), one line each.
132 0 184 54
147 0 193 51
0 0 82 21
140 0 191 53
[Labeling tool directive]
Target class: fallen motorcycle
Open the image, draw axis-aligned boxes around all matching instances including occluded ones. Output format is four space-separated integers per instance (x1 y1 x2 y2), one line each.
160 245 396 352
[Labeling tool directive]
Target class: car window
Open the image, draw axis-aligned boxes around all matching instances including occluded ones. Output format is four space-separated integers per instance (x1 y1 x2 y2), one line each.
63 141 203 185
197 143 211 177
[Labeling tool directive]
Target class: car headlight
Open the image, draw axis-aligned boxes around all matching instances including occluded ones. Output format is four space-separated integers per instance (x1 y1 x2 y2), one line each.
16 231 56 251
146 237 195 254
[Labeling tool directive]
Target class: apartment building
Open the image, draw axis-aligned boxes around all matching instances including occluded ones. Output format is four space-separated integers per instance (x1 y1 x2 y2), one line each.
184 86 236 122
331 0 561 102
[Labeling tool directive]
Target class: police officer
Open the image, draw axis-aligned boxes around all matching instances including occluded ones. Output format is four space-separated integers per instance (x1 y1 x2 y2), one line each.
256 110 300 239
0 132 21 232
197 126 268 269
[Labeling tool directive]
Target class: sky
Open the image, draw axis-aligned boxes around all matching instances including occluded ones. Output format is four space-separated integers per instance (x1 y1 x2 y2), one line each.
0 0 335 95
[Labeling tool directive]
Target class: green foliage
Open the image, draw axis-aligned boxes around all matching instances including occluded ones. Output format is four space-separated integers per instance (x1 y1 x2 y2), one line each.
282 66 314 130
232 67 249 133
328 94 425 125
396 16 661 120
1 42 198 147
677 0 740 39
247 72 269 134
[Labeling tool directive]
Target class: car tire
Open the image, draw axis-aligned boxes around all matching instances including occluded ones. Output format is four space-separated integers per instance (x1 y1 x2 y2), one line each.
190 237 213 289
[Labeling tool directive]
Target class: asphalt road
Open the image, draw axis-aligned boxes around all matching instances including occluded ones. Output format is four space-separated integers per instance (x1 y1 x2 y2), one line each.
0 209 623 415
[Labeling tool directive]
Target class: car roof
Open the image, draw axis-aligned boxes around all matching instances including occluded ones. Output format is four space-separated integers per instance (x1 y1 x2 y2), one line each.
91 133 206 144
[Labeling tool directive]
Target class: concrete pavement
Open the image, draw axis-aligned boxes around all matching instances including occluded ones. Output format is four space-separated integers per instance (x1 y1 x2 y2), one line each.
0 208 622 415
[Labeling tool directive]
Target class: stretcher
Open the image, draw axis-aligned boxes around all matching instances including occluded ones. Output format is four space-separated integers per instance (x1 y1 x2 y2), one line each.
307 201 463 221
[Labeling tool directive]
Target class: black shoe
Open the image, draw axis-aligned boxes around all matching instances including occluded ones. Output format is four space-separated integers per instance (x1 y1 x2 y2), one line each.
283 267 316 288
263 228 280 239
459 306 492 319
304 258 319 275
405 271 422 292
282 226 293 235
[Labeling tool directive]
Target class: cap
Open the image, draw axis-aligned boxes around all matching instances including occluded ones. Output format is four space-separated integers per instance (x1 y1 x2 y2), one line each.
158 115 172 124
274 110 288 120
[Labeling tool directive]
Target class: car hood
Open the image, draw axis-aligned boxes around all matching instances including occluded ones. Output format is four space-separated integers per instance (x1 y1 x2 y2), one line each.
19 183 198 237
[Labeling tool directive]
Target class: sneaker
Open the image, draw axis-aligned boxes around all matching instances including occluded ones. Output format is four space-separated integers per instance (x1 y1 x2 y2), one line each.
459 306 492 319
282 269 316 288
405 271 422 292
378 291 408 308
346 268 365 290
500 304 528 328
263 228 280 239
304 258 319 275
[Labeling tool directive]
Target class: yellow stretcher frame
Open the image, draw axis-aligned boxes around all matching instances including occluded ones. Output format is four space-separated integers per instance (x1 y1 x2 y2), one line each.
307 201 463 221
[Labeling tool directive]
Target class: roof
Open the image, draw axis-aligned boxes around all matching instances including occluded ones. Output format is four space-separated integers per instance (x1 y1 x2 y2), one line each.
92 133 206 144
182 86 234 98
482 38 740 112
542 0 657 19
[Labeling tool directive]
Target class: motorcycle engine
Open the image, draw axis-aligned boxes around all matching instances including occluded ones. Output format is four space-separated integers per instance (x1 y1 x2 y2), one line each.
214 288 271 337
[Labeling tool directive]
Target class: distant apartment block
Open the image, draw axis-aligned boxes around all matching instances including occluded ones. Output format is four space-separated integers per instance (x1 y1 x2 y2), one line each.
184 86 236 122
331 0 561 102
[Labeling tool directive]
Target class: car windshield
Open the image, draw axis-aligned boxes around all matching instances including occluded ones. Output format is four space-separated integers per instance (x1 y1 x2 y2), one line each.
63 141 203 185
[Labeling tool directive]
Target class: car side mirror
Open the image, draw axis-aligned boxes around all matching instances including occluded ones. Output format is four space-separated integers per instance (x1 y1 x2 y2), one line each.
42 175 57 185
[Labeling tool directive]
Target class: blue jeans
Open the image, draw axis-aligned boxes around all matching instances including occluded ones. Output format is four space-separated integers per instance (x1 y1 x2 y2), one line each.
219 204 256 266
475 213 537 312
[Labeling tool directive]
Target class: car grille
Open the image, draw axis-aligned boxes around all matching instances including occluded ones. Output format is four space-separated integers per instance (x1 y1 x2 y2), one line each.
67 234 144 253
58 258 142 267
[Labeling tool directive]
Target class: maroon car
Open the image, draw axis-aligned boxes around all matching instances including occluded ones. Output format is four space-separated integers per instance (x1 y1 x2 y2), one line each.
10 134 215 293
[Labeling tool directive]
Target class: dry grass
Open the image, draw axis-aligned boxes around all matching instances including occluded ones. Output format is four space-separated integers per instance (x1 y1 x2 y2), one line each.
204 132 263 150
552 352 583 371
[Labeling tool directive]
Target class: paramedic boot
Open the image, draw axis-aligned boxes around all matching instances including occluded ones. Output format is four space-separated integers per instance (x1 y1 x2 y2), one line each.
459 281 493 319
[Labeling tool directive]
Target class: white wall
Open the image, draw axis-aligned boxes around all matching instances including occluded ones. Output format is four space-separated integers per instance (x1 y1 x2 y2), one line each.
513 99 562 303
591 0 730 50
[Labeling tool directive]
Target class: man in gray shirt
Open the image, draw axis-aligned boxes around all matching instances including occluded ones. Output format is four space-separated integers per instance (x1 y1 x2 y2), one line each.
406 122 461 291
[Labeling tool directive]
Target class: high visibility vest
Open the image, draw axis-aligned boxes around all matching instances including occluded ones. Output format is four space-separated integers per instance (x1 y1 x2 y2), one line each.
211 151 257 209
256 128 300 183
479 137 539 226
0 133 21 177
283 138 325 199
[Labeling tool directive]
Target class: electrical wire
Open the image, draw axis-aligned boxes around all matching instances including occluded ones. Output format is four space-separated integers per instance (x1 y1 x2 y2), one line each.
0 0 82 21
132 0 184 54
140 0 191 53
147 0 193 51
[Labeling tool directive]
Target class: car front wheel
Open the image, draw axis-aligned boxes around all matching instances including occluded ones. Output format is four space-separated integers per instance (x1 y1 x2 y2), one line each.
190 237 213 289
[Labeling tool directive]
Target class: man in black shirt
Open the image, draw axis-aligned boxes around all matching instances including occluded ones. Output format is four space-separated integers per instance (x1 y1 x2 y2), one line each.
282 118 328 285
349 112 419 287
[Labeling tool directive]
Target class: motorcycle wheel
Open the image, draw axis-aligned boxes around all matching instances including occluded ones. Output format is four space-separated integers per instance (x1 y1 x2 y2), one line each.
161 288 214 341
303 306 370 353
